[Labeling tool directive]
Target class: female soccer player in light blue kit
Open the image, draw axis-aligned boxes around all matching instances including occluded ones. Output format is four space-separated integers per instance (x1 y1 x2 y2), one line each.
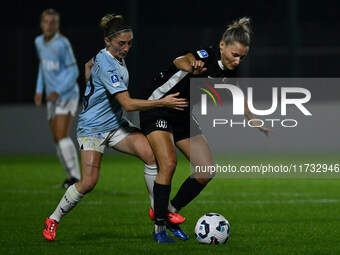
42 13 187 242
34 9 80 188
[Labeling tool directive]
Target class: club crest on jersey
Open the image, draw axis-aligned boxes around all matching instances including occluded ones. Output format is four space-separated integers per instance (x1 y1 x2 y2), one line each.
110 74 120 87
197 50 209 58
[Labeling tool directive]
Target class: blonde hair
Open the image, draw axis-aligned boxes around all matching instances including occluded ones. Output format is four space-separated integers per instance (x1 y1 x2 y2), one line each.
100 13 132 38
40 8 60 23
222 17 251 46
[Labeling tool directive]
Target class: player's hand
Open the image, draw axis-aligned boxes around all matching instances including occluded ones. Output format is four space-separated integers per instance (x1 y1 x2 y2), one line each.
162 92 189 110
46 92 59 101
258 126 273 137
191 60 207 75
249 119 273 137
34 93 42 106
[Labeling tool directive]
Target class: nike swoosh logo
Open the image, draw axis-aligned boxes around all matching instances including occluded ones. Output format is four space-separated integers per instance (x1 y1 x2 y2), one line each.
60 207 67 214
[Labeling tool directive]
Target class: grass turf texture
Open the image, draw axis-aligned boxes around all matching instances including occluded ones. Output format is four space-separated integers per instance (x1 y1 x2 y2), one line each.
0 153 340 254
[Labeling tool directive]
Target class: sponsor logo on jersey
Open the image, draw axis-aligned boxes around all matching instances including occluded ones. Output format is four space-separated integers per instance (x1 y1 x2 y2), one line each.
42 59 60 71
110 74 120 87
197 50 209 58
156 119 168 129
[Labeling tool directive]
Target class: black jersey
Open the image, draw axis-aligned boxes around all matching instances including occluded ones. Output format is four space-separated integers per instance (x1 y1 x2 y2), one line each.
141 46 238 118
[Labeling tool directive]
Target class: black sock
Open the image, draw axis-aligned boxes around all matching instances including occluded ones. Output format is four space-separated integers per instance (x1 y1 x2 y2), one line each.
153 182 171 226
170 177 206 212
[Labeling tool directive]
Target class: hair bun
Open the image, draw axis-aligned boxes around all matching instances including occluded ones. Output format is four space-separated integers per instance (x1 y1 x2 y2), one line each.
227 17 250 33
222 16 251 46
237 17 250 33
100 13 123 29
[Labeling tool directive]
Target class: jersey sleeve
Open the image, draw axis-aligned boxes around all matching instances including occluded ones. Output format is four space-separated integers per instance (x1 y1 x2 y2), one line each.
34 38 44 93
34 37 40 58
99 68 128 95
60 38 77 67
35 63 44 93
56 64 79 96
183 46 215 65
53 38 79 96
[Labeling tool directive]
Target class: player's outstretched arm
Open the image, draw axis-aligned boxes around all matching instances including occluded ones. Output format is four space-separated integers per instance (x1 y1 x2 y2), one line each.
173 53 207 75
115 91 188 112
244 98 273 137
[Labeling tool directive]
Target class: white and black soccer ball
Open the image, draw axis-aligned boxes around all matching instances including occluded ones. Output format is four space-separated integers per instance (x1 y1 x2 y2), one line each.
194 213 230 245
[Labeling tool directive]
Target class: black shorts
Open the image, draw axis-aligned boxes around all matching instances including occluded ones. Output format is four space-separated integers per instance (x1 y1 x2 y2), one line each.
139 109 202 143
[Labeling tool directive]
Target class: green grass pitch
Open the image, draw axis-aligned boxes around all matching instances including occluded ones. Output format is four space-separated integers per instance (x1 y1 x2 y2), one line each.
1 153 340 254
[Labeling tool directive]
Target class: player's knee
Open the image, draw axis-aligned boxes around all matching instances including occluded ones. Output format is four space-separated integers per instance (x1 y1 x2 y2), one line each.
78 178 98 194
159 157 177 173
194 171 215 184
196 176 214 185
155 157 177 182
141 146 156 165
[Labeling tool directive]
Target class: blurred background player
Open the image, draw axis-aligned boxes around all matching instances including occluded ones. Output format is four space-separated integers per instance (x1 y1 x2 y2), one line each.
139 17 273 243
34 9 81 188
42 13 187 242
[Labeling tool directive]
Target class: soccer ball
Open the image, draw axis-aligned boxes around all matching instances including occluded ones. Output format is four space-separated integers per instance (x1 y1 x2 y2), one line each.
194 213 230 245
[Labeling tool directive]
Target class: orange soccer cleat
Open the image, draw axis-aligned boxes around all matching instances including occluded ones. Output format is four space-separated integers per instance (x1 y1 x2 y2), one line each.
148 207 185 224
43 218 59 241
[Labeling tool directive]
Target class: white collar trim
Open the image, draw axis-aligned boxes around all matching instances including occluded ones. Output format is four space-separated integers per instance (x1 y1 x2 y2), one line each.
218 60 226 70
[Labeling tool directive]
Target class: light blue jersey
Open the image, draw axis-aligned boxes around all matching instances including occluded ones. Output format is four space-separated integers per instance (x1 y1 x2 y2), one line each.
77 49 129 137
35 32 79 100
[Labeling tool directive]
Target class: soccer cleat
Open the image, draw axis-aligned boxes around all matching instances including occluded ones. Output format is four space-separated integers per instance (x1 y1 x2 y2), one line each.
166 222 189 241
43 218 59 241
167 212 185 224
62 177 79 189
152 229 175 243
148 207 185 224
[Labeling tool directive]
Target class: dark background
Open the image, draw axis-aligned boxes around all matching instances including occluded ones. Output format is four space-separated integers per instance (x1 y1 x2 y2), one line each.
1 0 339 104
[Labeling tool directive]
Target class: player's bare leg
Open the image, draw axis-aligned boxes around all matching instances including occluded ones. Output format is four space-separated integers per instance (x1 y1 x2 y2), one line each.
177 134 215 183
113 131 156 165
49 114 72 143
50 114 80 187
113 132 184 225
43 151 102 241
112 131 157 208
169 134 215 213
144 131 179 242
75 150 102 194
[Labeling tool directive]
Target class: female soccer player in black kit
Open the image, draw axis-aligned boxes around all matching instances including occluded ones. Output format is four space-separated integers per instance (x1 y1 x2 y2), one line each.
139 17 273 243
